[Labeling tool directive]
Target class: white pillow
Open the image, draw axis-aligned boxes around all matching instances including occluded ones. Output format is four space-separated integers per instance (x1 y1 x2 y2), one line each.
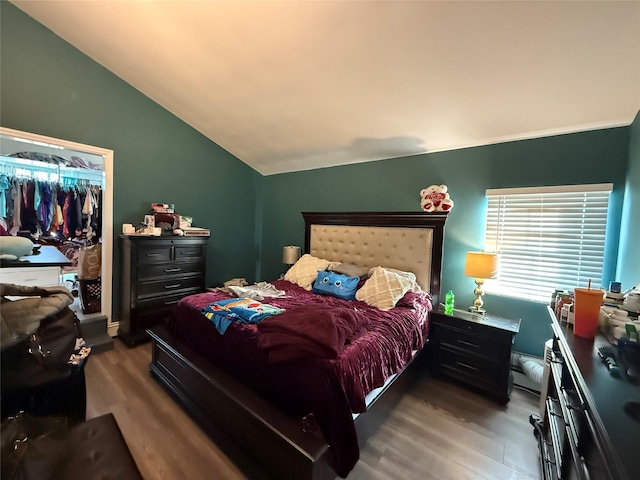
355 266 421 310
0 236 34 260
284 254 331 290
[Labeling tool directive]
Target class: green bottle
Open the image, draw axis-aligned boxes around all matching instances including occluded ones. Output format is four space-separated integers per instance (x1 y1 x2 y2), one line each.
445 290 455 313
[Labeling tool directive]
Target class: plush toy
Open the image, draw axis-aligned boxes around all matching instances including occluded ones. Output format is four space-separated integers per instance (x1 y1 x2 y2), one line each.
420 184 454 212
0 236 35 260
312 271 359 300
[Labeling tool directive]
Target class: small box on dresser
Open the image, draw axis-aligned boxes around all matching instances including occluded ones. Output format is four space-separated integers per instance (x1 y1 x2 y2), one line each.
118 234 208 347
429 307 521 403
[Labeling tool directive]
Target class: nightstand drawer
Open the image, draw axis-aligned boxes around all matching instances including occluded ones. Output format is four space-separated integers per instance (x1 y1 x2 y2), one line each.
435 326 504 358
438 347 501 389
433 314 512 338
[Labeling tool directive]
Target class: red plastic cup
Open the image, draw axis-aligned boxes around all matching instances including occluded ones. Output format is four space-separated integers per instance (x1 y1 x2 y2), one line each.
573 288 603 339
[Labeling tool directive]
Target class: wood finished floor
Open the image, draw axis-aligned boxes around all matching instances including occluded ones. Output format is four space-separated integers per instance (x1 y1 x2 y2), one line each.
85 339 541 480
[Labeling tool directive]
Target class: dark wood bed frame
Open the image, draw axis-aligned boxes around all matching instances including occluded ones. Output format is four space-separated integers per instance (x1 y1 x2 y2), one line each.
148 211 448 480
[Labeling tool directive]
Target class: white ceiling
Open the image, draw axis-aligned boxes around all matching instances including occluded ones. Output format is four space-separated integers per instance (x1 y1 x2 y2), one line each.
11 1 640 175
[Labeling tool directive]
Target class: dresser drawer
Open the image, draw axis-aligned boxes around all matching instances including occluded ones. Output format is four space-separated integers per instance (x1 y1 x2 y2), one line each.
137 275 204 298
137 261 204 281
134 295 185 330
137 245 173 264
175 245 204 262
136 243 206 265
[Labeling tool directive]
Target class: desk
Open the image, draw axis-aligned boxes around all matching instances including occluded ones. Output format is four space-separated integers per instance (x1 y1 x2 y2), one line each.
1 245 71 287
1 245 72 267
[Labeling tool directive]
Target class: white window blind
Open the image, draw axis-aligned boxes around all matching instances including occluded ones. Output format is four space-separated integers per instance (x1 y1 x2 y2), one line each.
484 184 612 303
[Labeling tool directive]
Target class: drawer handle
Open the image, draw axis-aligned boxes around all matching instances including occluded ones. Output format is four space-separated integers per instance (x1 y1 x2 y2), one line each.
164 268 181 273
164 283 181 289
455 361 479 371
457 339 479 348
146 252 162 257
164 300 180 305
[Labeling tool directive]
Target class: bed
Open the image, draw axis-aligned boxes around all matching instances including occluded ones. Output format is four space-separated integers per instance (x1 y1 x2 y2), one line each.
147 211 448 480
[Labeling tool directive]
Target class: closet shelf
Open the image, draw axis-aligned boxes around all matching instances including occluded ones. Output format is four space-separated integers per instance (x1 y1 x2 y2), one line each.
0 155 104 184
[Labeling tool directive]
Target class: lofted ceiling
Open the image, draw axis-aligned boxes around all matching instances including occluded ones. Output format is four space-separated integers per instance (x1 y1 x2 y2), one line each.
11 1 640 176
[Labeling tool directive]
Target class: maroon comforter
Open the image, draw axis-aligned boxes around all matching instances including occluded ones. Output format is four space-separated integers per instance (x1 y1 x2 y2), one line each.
168 280 432 477
257 305 371 362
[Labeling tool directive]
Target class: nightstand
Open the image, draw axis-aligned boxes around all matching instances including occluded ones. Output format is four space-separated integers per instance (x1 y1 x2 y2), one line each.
429 307 521 403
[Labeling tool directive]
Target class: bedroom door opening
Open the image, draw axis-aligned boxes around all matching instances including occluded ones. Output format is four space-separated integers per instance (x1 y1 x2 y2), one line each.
0 126 114 333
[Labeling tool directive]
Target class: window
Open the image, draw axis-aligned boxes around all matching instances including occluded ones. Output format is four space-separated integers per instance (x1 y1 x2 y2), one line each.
483 184 612 303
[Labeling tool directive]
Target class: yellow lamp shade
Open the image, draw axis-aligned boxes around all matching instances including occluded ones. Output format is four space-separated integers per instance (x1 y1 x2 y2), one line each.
464 251 498 279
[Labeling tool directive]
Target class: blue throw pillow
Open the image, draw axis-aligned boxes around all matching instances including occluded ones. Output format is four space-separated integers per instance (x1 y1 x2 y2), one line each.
312 270 359 300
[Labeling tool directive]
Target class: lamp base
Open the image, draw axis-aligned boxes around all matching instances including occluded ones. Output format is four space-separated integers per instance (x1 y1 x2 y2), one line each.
470 278 486 315
468 306 486 315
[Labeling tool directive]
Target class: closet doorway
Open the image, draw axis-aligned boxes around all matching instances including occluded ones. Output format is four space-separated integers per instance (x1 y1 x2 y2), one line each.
0 127 114 331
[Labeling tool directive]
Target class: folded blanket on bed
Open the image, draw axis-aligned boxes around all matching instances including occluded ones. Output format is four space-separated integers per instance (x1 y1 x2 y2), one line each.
257 305 370 362
202 297 284 334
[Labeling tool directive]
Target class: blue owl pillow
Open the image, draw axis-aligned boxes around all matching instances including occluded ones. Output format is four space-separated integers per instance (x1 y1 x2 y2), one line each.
312 270 359 301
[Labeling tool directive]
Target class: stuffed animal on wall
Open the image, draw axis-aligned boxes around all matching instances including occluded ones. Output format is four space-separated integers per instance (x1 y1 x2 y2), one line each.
420 184 454 212
0 236 35 260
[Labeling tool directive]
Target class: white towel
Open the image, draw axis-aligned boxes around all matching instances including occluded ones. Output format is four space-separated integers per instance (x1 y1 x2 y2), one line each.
227 282 285 301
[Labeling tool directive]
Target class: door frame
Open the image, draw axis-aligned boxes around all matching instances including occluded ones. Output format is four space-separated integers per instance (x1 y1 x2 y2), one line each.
0 126 114 330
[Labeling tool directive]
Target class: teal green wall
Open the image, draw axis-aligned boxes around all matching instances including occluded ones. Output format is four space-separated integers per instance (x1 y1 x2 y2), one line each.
262 128 630 356
2 2 636 357
617 111 640 291
0 2 261 315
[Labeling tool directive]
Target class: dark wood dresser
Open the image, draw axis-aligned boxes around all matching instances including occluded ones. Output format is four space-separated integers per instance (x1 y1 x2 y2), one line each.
532 307 640 480
429 307 521 403
118 235 208 346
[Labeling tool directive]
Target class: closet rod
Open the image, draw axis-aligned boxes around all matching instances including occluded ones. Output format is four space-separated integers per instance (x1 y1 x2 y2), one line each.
0 155 104 184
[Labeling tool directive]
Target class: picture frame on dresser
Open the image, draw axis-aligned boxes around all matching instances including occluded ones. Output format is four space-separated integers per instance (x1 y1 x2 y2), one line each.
118 234 209 346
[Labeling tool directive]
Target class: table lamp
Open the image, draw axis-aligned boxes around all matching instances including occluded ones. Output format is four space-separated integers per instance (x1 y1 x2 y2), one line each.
464 251 498 315
282 245 301 272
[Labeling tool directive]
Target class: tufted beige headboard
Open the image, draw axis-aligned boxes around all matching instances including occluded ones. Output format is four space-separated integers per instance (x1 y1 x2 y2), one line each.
302 212 448 305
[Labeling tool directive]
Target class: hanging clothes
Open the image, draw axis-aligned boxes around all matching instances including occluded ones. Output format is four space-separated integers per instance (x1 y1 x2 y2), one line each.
0 176 103 242
0 174 8 218
37 181 52 232
9 178 21 235
20 180 38 234
74 188 84 236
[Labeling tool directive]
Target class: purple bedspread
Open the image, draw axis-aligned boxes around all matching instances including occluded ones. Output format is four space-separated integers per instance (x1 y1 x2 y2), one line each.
257 305 370 362
168 280 432 477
